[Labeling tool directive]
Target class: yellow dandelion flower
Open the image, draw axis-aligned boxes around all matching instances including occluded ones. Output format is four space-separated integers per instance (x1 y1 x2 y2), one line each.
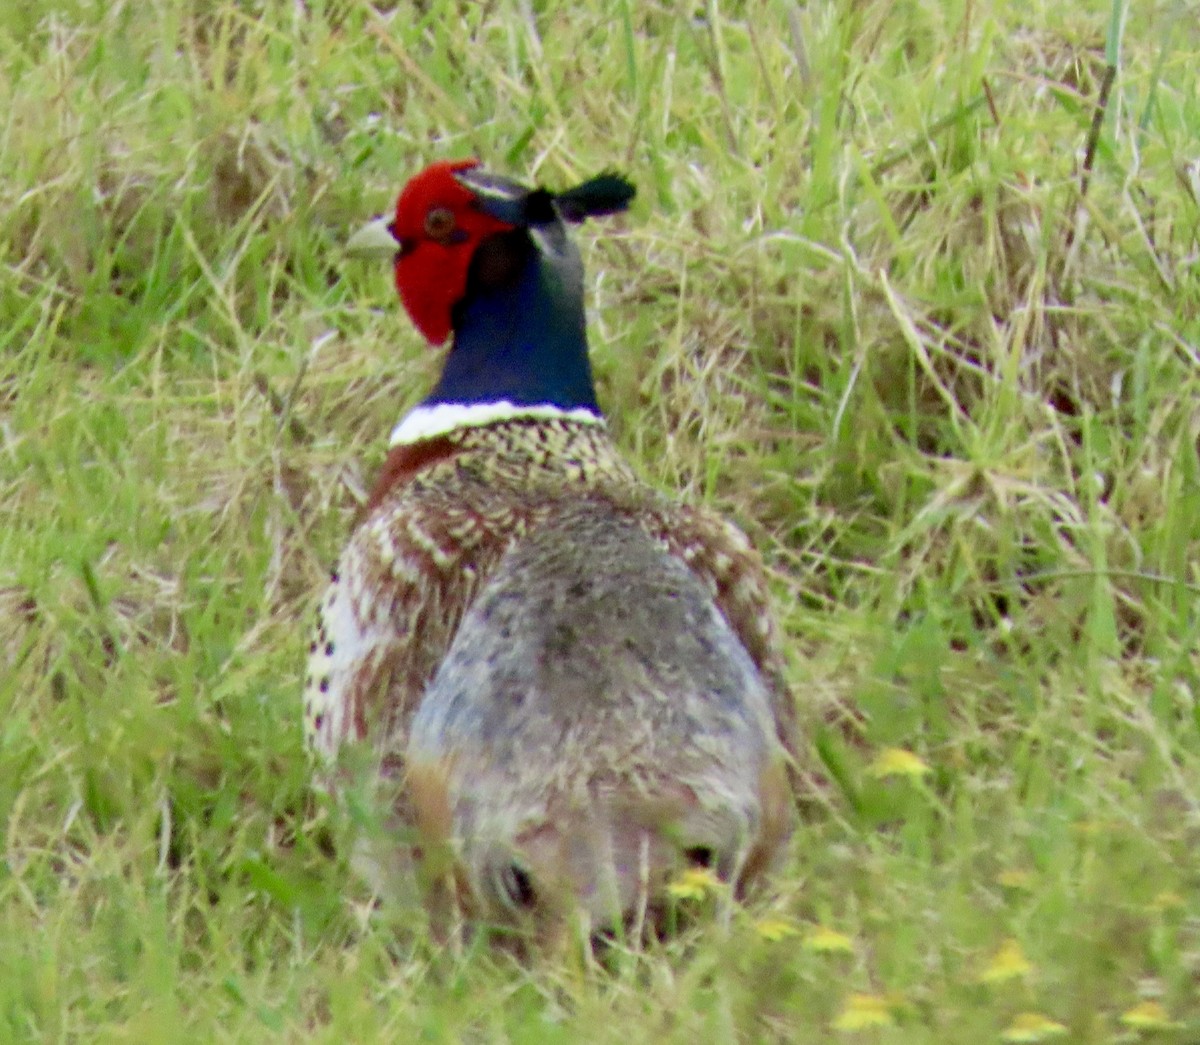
1120 1001 1179 1030
996 869 1033 890
832 993 894 1031
666 865 720 901
754 916 800 941
867 748 931 779
803 925 855 953
1000 1012 1068 1042
979 939 1033 983
1150 890 1184 912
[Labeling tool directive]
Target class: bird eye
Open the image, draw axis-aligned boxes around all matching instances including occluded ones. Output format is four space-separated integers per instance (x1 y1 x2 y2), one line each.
424 207 457 242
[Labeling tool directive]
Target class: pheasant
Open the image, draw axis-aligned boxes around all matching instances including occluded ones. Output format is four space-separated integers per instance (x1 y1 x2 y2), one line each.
305 158 798 937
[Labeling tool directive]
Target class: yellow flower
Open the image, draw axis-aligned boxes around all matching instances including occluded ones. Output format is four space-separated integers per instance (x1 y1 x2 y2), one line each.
1000 1012 1068 1042
832 993 894 1031
666 866 720 901
1150 891 1184 912
1120 1001 1179 1030
979 939 1033 983
754 916 800 941
802 925 855 953
867 748 930 779
996 869 1033 891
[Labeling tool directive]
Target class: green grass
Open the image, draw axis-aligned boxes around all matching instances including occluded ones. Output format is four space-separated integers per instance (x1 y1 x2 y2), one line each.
2 0 1198 1039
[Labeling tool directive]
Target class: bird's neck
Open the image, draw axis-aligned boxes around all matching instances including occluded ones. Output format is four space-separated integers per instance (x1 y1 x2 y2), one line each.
390 231 604 447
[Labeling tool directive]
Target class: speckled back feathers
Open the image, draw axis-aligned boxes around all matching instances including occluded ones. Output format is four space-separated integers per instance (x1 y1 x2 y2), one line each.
305 417 794 769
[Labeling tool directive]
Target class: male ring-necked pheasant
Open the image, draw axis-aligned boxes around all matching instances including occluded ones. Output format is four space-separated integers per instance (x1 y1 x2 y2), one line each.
305 159 798 935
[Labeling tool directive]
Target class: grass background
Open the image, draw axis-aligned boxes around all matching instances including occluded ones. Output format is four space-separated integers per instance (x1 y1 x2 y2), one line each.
2 0 1198 1039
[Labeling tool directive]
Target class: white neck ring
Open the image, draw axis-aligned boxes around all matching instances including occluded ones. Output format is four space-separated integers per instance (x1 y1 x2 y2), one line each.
389 401 604 446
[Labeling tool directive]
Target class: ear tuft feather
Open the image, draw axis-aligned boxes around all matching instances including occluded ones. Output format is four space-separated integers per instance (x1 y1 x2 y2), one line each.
554 173 636 223
455 167 636 228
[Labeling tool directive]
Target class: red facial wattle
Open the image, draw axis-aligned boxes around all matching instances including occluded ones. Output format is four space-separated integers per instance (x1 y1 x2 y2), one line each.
391 159 514 346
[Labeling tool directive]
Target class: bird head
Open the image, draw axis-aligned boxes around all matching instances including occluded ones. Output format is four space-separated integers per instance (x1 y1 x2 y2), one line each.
346 159 509 345
347 159 636 347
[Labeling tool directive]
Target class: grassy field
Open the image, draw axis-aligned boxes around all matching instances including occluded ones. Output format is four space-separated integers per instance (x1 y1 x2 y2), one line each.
2 0 1198 1039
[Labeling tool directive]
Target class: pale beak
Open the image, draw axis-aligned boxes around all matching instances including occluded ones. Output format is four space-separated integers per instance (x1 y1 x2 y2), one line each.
346 217 399 260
